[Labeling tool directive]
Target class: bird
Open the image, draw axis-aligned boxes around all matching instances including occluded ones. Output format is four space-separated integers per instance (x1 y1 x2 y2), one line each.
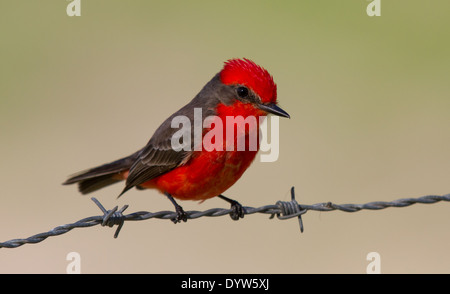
63 58 290 223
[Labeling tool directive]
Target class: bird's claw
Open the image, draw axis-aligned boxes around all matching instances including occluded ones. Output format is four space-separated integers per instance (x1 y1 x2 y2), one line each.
218 195 246 220
229 200 246 221
171 205 188 223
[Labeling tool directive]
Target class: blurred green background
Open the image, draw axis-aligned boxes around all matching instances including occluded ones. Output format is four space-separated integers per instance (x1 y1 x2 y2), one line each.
1 0 449 273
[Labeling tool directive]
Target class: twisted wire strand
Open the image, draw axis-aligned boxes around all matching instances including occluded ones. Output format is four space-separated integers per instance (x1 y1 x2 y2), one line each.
1 187 449 249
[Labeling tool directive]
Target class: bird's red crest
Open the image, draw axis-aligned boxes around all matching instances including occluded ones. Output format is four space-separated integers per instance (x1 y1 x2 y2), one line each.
220 58 277 103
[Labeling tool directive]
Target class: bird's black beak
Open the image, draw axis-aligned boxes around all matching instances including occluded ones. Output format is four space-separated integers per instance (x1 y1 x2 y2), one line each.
258 103 290 118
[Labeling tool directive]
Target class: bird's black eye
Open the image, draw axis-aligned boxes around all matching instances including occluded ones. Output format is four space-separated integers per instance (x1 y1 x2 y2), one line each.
236 86 249 98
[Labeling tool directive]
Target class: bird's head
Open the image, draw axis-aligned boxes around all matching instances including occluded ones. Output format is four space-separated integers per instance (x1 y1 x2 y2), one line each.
218 58 289 118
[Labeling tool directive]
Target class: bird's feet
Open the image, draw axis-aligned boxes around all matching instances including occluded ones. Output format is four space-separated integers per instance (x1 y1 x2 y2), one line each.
165 192 188 223
172 204 188 224
219 195 246 220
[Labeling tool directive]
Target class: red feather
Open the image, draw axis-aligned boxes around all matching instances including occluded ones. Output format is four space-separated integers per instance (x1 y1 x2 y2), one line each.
220 58 277 104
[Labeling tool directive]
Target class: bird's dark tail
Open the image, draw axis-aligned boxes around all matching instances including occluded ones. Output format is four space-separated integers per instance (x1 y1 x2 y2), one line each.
63 151 140 195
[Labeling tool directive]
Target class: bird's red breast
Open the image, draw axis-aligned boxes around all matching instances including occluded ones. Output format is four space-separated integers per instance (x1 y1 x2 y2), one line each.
139 102 264 200
137 59 277 201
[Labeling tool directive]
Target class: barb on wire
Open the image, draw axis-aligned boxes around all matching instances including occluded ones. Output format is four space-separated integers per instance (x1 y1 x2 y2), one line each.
1 187 449 249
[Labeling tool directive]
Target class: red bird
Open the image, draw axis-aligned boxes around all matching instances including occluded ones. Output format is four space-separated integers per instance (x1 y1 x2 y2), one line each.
64 58 290 222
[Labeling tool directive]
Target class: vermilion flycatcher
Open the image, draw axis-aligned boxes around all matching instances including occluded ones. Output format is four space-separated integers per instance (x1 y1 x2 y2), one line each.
64 58 289 222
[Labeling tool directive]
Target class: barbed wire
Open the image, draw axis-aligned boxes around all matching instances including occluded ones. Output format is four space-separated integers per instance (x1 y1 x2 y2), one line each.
1 187 449 249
